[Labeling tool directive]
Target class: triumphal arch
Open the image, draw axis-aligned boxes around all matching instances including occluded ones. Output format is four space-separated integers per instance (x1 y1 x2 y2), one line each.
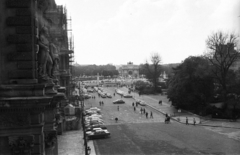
119 62 139 78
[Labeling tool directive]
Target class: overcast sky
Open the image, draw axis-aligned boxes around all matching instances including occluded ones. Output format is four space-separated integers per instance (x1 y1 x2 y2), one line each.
55 0 240 65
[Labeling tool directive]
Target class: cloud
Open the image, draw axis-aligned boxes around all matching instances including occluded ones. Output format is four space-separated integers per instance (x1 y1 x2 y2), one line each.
72 0 240 65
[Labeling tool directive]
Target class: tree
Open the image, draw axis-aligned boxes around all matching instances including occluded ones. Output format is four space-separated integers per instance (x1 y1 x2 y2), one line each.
143 53 162 92
73 64 119 77
205 32 240 101
167 56 214 112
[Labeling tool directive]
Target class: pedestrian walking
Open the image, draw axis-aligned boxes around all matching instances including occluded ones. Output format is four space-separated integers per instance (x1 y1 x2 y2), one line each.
193 118 196 126
99 101 101 106
143 108 145 114
132 102 135 106
102 101 104 106
134 106 136 112
146 112 148 118
115 117 118 123
165 113 168 118
87 146 91 155
117 106 119 111
150 111 153 118
186 117 188 125
159 100 162 105
140 108 142 114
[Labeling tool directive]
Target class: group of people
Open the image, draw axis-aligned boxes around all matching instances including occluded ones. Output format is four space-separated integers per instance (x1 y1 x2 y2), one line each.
99 101 104 106
185 117 196 125
131 102 153 119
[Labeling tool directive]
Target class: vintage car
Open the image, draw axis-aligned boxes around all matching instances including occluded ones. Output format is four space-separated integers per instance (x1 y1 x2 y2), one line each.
113 99 125 104
106 93 112 98
86 126 107 132
83 94 92 99
86 129 110 139
136 100 146 106
123 94 132 98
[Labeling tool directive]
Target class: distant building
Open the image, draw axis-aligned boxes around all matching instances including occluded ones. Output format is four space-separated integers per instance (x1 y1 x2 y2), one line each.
119 62 139 78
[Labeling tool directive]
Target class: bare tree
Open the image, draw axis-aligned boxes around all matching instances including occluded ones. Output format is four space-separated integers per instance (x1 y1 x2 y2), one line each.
144 53 162 92
205 31 240 100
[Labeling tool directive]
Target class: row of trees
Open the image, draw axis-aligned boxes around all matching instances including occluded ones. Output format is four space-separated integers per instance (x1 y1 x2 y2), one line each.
135 32 240 118
73 64 119 77
167 32 240 118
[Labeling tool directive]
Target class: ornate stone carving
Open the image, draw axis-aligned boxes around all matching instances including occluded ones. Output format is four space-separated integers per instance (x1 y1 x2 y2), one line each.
0 112 30 128
45 84 57 95
37 26 54 84
44 131 57 149
49 39 60 80
9 135 34 155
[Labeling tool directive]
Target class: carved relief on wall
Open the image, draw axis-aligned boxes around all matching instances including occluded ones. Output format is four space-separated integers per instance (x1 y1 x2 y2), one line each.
0 112 30 129
37 26 54 84
44 131 57 149
9 135 34 155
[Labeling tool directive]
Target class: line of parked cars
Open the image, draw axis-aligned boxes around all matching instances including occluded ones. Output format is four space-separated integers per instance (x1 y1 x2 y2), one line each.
84 107 110 139
115 89 133 98
97 87 112 98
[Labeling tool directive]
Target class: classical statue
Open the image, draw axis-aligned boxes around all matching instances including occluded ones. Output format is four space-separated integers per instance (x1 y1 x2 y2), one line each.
37 26 53 84
48 38 60 80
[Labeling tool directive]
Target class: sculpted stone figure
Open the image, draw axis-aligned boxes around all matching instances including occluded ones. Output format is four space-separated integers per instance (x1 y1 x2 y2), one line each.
48 38 60 79
37 26 53 84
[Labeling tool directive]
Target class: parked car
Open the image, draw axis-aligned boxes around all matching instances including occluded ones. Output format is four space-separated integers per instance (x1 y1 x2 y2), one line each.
123 94 132 98
88 107 101 111
87 89 94 93
106 93 112 98
100 93 107 98
115 89 124 95
83 94 91 99
86 126 107 132
113 99 125 104
86 124 105 129
136 100 146 106
87 129 110 139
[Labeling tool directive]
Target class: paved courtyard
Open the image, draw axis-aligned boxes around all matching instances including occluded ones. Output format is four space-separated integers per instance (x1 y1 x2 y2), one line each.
58 86 240 155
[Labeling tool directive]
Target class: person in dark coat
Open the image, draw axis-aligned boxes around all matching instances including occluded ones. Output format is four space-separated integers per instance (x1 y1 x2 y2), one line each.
150 111 153 118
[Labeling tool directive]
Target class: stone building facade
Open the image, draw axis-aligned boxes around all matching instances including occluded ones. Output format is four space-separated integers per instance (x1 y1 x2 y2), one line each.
119 62 139 78
0 0 74 154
